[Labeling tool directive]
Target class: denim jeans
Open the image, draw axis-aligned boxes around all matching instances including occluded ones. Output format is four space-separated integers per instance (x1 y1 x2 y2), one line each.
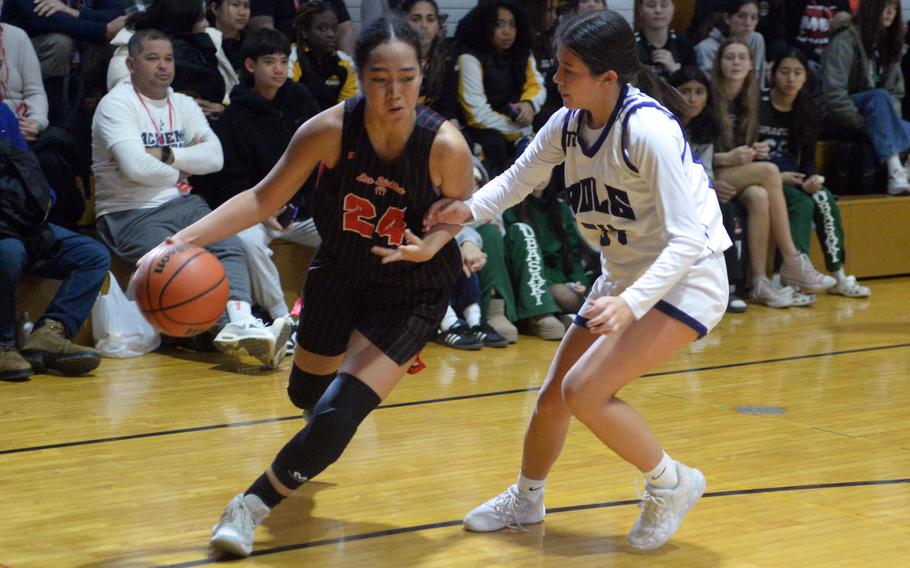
851 89 910 161
0 224 111 346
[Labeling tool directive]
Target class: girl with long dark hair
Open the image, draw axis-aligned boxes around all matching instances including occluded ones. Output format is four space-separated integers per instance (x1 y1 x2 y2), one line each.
400 0 457 118
711 39 835 307
424 10 726 549
822 0 910 195
144 16 474 556
669 65 749 312
762 49 871 297
454 0 547 176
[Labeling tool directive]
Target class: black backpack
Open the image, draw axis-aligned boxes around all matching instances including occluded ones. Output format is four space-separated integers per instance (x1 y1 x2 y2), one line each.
829 141 886 196
0 141 61 259
170 33 226 104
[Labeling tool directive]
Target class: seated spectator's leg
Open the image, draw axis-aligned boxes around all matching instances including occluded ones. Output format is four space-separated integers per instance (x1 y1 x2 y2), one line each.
21 224 109 375
0 236 33 380
452 272 482 327
504 223 560 319
850 89 910 163
718 200 748 292
279 217 321 248
476 224 517 321
465 128 510 178
30 33 75 78
504 223 565 339
782 184 815 258
237 223 291 321
810 188 846 273
548 283 584 314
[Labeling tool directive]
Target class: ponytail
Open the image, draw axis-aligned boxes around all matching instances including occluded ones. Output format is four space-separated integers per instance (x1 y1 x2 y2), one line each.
635 65 687 119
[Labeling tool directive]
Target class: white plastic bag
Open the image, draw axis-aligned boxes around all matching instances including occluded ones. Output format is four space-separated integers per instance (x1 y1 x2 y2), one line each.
91 271 161 358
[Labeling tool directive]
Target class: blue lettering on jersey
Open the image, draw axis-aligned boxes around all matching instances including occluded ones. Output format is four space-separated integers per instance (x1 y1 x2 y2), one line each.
581 222 628 246
566 178 637 220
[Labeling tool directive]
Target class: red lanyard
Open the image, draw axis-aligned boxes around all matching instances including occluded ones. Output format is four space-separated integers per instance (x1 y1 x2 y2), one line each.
134 87 173 146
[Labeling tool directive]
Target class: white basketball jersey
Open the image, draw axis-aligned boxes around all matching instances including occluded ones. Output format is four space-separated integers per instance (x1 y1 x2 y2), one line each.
470 85 731 319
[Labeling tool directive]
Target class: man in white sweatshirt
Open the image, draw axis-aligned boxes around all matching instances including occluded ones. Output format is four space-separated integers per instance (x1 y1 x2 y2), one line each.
91 28 291 368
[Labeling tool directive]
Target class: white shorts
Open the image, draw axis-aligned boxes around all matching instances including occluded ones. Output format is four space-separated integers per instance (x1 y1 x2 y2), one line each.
576 252 728 338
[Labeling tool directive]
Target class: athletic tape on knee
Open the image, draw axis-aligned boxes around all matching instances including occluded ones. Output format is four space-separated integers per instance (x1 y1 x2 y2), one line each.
272 373 381 489
286 365 336 410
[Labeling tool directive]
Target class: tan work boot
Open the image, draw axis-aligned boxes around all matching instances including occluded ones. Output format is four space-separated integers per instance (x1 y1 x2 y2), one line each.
523 314 566 340
486 298 518 343
0 346 34 382
22 319 101 375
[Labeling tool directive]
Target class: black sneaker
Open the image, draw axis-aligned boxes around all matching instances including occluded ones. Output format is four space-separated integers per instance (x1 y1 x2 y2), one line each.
435 321 483 350
470 323 508 347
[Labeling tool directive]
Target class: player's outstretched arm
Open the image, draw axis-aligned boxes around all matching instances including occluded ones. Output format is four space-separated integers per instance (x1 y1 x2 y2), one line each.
170 105 344 249
372 121 473 263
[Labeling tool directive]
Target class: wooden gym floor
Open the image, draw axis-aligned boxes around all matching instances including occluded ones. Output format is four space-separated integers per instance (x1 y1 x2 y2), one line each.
2 277 909 568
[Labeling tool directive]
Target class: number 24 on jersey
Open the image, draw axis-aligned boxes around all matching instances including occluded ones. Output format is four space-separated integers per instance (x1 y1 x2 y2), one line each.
342 193 407 246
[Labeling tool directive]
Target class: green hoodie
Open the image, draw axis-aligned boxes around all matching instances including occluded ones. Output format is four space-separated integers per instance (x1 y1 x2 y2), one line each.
821 14 905 130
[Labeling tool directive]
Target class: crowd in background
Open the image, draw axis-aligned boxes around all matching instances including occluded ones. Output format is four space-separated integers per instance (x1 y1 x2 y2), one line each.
1 0 901 380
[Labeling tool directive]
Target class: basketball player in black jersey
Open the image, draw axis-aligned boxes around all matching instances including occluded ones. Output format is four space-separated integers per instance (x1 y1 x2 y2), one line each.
144 16 474 557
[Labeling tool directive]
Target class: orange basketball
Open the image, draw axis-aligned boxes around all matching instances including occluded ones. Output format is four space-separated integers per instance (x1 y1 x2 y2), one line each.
134 245 229 337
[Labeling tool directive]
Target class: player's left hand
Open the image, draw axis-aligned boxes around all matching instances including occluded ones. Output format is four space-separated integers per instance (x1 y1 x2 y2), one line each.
584 296 634 335
372 229 435 264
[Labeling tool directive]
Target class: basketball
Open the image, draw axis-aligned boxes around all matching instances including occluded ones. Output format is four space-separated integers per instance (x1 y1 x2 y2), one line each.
134 244 229 337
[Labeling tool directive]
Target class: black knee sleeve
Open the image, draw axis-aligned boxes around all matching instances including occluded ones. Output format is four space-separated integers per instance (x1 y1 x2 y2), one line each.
272 373 381 489
287 366 336 410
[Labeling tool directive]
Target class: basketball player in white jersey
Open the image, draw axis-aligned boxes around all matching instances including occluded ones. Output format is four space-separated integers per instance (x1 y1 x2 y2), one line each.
423 10 731 551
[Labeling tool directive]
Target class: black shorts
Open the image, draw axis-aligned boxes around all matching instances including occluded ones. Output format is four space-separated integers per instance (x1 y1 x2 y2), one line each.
295 264 449 366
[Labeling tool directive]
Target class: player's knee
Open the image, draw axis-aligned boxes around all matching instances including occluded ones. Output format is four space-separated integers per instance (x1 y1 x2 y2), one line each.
287 366 336 410
300 374 381 465
533 385 570 422
560 373 602 420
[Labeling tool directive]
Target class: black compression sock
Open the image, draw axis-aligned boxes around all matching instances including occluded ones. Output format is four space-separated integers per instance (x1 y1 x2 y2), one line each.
245 473 286 509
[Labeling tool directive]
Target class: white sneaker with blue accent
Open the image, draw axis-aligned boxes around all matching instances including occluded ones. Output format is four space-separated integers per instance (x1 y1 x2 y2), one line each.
463 484 545 532
628 462 706 550
211 493 270 557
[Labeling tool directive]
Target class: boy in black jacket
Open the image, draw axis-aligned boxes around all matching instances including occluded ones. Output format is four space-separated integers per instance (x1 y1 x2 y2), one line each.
194 28 321 338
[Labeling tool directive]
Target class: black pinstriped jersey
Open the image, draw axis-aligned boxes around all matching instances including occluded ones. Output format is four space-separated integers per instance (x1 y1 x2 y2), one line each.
310 96 462 289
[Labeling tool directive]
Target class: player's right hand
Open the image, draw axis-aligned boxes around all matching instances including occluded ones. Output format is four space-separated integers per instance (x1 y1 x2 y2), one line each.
423 198 473 232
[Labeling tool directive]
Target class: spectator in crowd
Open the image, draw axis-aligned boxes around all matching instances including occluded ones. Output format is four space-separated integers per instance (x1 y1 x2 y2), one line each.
209 0 252 75
454 0 546 177
0 103 110 382
92 29 290 367
435 227 509 350
0 22 85 228
0 23 49 149
711 39 835 307
695 0 766 86
822 0 910 196
669 65 749 312
250 0 354 55
528 0 560 130
785 0 851 67
401 0 458 120
574 0 607 16
761 49 870 297
107 0 238 121
194 28 321 340
635 0 696 80
290 1 359 111
0 0 126 78
504 169 595 317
